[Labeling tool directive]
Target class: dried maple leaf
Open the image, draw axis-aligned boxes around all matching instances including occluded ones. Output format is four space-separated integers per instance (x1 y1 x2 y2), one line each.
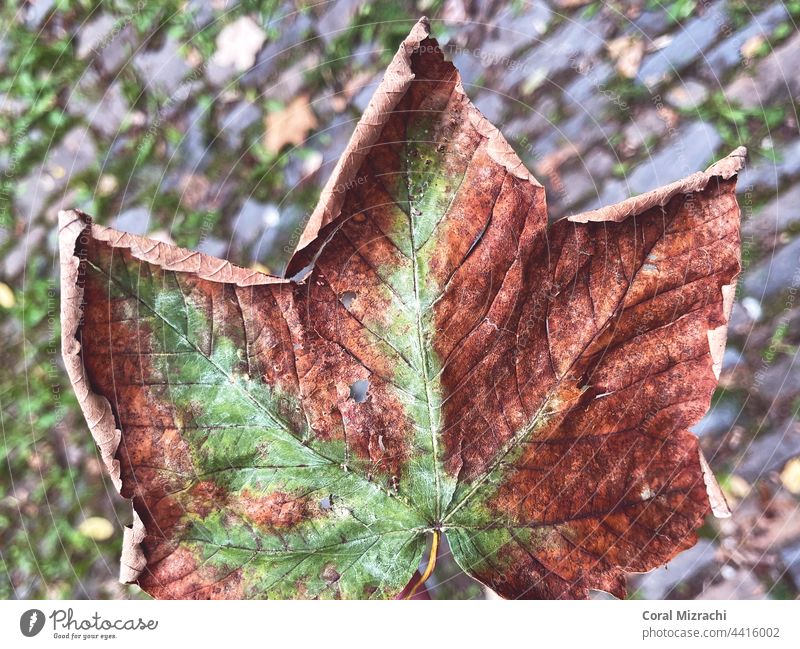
60 18 744 600
263 94 318 154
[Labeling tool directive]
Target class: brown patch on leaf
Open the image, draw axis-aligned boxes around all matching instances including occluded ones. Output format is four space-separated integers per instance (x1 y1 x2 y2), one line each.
239 490 311 529
139 546 245 599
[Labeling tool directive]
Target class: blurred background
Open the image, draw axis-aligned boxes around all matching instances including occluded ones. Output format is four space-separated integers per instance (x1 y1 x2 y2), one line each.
1 0 799 599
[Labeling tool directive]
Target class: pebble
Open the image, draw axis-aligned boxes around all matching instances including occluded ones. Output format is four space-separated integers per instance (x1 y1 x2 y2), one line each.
743 183 800 244
705 4 789 74
637 1 728 88
133 38 190 96
213 16 266 73
219 100 261 149
633 539 716 599
664 79 709 110
742 237 800 299
626 121 722 194
76 14 118 60
111 207 150 236
726 31 800 109
735 418 800 482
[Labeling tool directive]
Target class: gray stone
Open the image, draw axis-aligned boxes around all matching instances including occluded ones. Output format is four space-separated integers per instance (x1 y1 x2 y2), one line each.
626 121 722 194
665 79 709 110
637 1 728 88
728 301 757 335
205 60 238 88
46 127 97 180
501 96 559 144
449 50 485 87
96 23 137 76
743 236 800 299
316 0 363 45
352 74 381 113
240 13 313 89
743 183 800 244
726 31 800 109
691 399 739 437
2 226 45 279
634 539 716 599
621 107 671 152
480 2 553 60
267 53 318 104
583 147 616 179
722 347 745 372
111 207 150 236
495 2 552 38
581 179 629 212
557 167 599 211
698 568 767 599
24 0 54 30
563 61 614 107
631 9 671 38
133 38 190 96
705 4 789 73
197 235 228 258
735 418 800 482
173 104 210 172
65 78 129 139
559 96 612 144
473 91 505 125
0 34 9 70
231 199 276 247
0 93 28 117
502 16 614 90
76 14 118 59
219 101 261 149
753 355 800 407
316 114 357 184
737 140 800 192
781 542 800 589
186 0 216 28
14 127 97 223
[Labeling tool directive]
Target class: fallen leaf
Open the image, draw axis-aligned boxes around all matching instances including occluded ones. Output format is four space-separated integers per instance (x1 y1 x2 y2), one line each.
60 18 744 600
0 282 15 308
263 95 318 154
608 35 646 79
213 16 266 72
78 516 115 541
724 474 752 501
741 34 766 60
780 457 800 494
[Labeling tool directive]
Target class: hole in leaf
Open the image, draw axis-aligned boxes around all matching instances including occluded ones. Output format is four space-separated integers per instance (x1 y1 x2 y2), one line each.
319 495 334 510
340 291 357 310
349 379 369 403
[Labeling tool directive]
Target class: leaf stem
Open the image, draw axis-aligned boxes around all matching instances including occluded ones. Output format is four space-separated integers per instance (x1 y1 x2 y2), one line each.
405 529 440 599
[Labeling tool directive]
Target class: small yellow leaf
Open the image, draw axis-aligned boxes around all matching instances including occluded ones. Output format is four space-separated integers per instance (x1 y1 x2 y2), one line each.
725 474 751 500
780 457 800 494
0 282 15 309
251 262 272 275
78 516 114 541
264 95 318 154
741 35 765 60
607 36 645 79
